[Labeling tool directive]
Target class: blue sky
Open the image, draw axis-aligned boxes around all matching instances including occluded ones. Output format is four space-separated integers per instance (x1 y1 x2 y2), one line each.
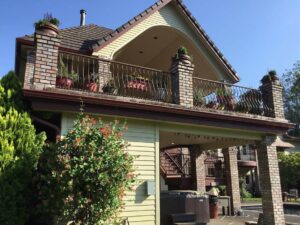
1 0 300 88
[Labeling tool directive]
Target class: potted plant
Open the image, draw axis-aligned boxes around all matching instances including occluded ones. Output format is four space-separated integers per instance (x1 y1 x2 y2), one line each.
34 13 60 35
56 58 78 89
125 74 149 92
102 79 117 94
86 73 99 92
173 46 192 64
193 89 206 107
260 70 279 85
216 85 235 111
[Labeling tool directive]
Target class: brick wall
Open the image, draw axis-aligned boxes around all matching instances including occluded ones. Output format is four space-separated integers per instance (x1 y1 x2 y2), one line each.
31 29 60 89
223 147 241 214
170 59 194 107
260 81 285 119
98 60 112 93
190 146 206 193
23 50 36 88
257 136 285 225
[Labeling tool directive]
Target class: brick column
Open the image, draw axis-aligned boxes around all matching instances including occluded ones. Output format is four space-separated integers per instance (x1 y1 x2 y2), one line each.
190 146 206 193
32 27 60 89
23 50 36 88
257 136 285 225
170 54 194 107
260 80 285 119
223 147 241 214
98 60 112 93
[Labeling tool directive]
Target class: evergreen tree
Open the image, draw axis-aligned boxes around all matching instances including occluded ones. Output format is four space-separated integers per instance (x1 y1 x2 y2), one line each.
0 71 46 225
282 62 300 123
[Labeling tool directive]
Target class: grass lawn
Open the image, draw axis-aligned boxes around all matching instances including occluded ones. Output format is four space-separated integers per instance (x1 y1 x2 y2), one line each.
241 197 262 202
241 197 300 203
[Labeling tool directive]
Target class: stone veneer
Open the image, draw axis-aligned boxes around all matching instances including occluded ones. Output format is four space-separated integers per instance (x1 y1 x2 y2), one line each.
31 29 60 89
257 136 285 225
170 58 194 107
190 146 206 193
223 147 241 215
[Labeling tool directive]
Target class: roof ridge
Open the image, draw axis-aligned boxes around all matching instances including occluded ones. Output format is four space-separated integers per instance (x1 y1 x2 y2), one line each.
91 0 171 50
61 24 111 32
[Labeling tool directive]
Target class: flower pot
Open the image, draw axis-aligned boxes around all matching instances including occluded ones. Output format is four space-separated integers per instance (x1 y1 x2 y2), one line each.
86 82 99 92
56 76 73 89
179 54 191 65
36 23 59 35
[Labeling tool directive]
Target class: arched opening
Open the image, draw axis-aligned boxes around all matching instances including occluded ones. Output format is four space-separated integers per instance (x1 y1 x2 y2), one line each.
113 26 220 81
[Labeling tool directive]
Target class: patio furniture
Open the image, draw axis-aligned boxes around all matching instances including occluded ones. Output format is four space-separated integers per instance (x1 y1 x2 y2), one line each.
287 189 298 202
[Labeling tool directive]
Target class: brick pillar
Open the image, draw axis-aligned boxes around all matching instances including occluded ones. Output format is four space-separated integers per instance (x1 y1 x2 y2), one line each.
98 59 112 93
223 147 241 214
170 54 194 107
257 136 285 225
32 27 60 89
190 146 206 193
23 50 36 88
260 79 285 119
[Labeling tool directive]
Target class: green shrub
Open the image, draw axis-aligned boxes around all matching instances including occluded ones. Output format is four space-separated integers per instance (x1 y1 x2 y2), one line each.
0 71 46 225
35 115 135 225
239 178 252 199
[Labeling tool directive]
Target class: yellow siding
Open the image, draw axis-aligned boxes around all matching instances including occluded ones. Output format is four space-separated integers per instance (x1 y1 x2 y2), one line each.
61 114 159 225
93 3 225 80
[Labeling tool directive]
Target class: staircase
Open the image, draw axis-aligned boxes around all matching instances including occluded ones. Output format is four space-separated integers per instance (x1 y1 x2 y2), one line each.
160 150 192 190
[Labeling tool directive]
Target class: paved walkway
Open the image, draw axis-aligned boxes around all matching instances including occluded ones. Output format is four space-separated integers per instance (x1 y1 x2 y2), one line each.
208 211 300 225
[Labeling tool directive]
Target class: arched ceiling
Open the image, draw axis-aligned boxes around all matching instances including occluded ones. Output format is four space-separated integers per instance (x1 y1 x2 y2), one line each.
113 26 220 81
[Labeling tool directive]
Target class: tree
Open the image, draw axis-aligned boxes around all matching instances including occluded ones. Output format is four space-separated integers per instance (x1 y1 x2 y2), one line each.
35 115 135 225
278 152 300 191
0 71 46 225
282 61 300 123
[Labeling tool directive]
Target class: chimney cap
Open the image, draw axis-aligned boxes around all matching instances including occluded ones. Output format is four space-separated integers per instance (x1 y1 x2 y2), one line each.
80 9 86 26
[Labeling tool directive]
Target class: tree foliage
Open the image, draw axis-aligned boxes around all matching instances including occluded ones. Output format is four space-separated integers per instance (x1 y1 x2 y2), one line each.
0 71 46 225
282 61 300 123
35 115 135 225
278 152 300 191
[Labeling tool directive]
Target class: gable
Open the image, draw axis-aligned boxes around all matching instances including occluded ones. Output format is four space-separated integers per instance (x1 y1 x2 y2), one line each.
93 0 239 83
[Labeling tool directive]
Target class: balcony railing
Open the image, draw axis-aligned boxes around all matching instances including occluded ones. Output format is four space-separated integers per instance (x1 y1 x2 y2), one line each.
237 148 256 161
56 52 173 103
193 77 274 116
204 156 225 179
54 51 275 118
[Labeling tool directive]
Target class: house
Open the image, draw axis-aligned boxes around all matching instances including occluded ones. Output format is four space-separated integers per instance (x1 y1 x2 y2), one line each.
15 0 294 224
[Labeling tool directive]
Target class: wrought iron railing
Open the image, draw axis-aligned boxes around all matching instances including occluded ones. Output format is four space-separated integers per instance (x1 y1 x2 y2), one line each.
237 148 256 161
160 151 191 177
193 77 274 116
56 51 173 103
204 156 225 179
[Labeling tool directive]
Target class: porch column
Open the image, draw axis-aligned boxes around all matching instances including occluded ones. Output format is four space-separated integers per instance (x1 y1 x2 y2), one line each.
33 27 60 89
260 74 285 119
223 147 241 214
23 50 36 88
170 49 194 107
190 146 206 193
257 136 285 225
98 59 112 93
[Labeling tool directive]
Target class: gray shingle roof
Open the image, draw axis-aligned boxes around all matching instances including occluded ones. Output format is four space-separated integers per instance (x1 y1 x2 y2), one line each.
18 0 239 81
19 24 113 53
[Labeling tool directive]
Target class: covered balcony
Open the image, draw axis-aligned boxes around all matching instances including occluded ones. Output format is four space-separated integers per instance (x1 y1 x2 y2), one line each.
53 51 275 119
